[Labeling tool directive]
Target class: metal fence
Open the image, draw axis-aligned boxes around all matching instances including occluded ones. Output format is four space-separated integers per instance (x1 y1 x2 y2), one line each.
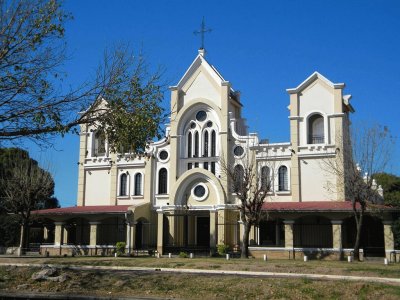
293 224 333 248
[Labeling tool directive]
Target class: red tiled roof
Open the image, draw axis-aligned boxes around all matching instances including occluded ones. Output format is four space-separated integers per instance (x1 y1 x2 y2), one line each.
33 205 131 215
262 201 372 212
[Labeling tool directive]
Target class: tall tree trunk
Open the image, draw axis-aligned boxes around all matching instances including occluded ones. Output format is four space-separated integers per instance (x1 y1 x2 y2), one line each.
19 222 27 256
241 222 251 258
353 209 364 261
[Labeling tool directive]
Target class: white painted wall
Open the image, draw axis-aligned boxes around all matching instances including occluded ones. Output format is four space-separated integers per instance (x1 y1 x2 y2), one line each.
85 169 111 206
184 71 220 107
299 158 337 201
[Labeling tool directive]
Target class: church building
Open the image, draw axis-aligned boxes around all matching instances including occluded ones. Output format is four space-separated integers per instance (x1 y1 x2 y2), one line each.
37 49 396 260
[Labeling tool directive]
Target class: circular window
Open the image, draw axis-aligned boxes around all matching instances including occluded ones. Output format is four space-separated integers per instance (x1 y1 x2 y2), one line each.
196 111 207 122
233 145 244 157
191 183 208 201
159 150 169 161
206 121 213 127
194 185 206 197
190 122 196 129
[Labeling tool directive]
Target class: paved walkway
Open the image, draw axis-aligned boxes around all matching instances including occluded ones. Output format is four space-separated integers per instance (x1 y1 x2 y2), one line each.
1 262 400 285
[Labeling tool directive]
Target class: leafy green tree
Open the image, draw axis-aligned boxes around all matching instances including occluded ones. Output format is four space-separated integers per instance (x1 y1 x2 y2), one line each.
0 148 58 252
0 0 165 152
374 173 400 206
375 173 400 249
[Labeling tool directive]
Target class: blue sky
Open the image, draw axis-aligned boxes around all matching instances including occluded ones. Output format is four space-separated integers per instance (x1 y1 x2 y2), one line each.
26 0 400 207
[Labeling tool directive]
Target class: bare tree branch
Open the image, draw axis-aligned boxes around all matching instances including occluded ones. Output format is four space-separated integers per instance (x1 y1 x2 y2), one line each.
322 124 395 260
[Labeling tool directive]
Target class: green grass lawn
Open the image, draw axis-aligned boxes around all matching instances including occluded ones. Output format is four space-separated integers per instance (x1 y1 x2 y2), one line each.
1 264 400 300
2 257 400 299
2 255 400 278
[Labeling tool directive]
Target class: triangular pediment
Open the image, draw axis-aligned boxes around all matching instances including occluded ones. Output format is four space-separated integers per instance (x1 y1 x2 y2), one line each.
183 69 219 100
286 72 345 94
172 53 228 91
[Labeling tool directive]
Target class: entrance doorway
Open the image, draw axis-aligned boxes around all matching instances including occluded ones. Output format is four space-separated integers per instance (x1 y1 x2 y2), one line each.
196 217 210 247
135 221 143 249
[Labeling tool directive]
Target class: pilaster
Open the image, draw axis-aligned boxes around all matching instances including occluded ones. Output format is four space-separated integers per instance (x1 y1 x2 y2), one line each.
217 210 226 245
77 124 88 206
144 157 153 203
169 88 179 185
109 153 117 205
209 210 217 253
289 92 300 201
157 212 164 255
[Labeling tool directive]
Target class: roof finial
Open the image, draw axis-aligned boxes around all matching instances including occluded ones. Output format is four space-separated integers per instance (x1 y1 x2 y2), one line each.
194 17 212 54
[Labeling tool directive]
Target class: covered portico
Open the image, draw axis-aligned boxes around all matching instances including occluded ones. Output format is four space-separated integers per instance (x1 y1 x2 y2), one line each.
33 203 156 256
248 201 397 261
156 206 239 255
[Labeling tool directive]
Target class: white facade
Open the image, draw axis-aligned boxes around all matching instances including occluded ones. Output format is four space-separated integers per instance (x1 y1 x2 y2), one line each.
77 51 355 210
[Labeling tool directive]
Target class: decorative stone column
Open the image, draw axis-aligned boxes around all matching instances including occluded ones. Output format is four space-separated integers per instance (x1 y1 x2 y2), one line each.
63 226 69 244
54 222 65 246
209 210 217 254
89 222 100 246
217 210 226 245
249 225 256 245
383 221 395 261
331 220 343 260
126 222 132 254
239 220 244 248
283 220 295 249
43 226 49 242
157 212 164 255
166 215 175 246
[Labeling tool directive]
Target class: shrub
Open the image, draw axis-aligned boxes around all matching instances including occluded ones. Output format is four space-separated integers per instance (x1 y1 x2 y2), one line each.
115 242 126 256
179 251 188 258
217 244 230 256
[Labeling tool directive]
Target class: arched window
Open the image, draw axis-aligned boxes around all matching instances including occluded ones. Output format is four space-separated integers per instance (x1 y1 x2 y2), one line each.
93 131 106 156
233 165 244 193
308 114 324 144
211 130 216 157
158 168 168 194
278 166 288 191
194 131 199 157
261 166 271 191
134 173 142 196
187 132 192 158
203 131 209 157
120 173 128 196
